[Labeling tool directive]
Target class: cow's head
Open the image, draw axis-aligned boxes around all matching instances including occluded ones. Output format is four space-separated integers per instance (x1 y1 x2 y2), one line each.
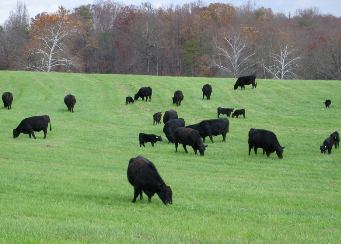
320 145 327 154
275 146 285 158
13 129 20 138
157 184 172 204
198 144 208 156
155 136 162 142
134 94 139 100
233 84 238 90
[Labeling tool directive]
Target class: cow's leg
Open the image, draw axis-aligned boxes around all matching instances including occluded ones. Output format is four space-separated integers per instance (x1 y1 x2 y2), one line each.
151 142 154 147
175 142 178 152
183 144 188 153
222 132 226 142
248 144 252 155
209 135 214 143
266 150 270 157
30 130 36 139
132 188 140 203
139 141 142 147
254 147 258 155
43 128 47 139
328 148 332 154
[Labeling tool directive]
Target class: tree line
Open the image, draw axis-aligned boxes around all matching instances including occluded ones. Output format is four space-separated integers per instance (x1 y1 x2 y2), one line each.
1 0 341 80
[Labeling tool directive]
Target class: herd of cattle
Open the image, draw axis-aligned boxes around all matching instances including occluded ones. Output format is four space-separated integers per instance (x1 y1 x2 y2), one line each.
2 74 339 204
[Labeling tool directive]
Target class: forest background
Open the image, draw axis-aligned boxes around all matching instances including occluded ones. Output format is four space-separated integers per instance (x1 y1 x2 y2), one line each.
1 0 341 80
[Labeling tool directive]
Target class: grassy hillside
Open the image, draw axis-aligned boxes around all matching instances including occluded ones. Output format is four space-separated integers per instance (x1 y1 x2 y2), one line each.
0 71 340 243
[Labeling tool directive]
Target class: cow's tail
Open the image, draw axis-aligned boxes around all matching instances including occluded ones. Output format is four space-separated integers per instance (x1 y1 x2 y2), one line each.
49 120 52 131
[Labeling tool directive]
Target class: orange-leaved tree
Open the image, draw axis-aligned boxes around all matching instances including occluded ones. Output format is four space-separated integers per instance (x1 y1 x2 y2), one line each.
20 6 81 72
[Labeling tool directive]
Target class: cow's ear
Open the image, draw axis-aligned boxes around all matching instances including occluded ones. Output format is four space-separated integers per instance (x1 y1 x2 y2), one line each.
159 184 165 191
204 145 208 147
282 146 285 150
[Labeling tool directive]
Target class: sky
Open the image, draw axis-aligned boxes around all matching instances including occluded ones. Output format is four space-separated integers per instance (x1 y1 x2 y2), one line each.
1 0 340 25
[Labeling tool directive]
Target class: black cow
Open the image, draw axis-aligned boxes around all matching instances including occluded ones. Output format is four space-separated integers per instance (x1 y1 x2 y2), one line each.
127 155 172 204
234 75 257 90
139 133 162 147
173 127 208 156
232 109 245 118
330 131 339 149
64 94 76 112
2 92 13 110
163 118 185 143
134 87 152 102
172 90 184 106
126 96 134 105
248 128 285 158
217 107 234 118
202 84 212 100
320 136 334 154
153 112 162 125
186 118 229 143
13 115 52 139
163 110 178 124
324 100 331 108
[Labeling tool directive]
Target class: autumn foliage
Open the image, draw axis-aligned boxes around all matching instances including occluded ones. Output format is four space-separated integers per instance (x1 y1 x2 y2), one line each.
1 1 341 79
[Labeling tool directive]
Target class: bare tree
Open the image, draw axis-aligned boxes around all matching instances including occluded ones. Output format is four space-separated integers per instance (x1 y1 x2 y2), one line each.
20 6 80 72
262 44 302 79
213 30 255 77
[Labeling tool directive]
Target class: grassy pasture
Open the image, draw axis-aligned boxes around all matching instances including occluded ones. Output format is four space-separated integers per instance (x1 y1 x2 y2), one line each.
0 71 340 243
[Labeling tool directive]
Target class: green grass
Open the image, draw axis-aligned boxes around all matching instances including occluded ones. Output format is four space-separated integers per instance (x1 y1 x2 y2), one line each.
0 71 340 243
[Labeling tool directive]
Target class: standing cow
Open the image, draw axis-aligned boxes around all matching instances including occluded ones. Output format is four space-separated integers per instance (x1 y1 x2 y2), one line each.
330 131 339 149
248 128 285 158
186 118 229 143
127 155 172 204
202 84 212 100
139 133 162 147
234 75 257 90
217 107 234 118
163 110 178 124
232 109 245 118
134 87 152 102
64 94 76 112
13 115 52 139
320 136 334 154
173 127 208 156
2 92 13 110
172 90 184 106
324 100 331 108
163 118 185 143
126 96 134 105
153 112 162 125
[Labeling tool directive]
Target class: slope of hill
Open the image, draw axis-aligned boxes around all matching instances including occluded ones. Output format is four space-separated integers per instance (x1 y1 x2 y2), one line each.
0 71 340 243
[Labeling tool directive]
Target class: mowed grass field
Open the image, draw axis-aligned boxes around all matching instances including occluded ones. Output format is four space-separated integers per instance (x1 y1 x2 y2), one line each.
0 71 340 243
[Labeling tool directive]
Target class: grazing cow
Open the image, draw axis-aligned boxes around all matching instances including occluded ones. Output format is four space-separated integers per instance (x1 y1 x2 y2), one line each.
324 100 331 108
127 155 172 204
13 115 52 139
320 136 334 154
163 110 178 124
186 118 229 143
163 118 185 143
139 133 162 147
134 87 152 102
217 107 234 118
232 109 245 118
234 75 257 90
202 84 212 100
64 94 76 112
2 92 13 110
126 96 134 105
172 90 184 106
248 128 285 158
153 112 162 125
173 127 208 156
330 131 339 149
